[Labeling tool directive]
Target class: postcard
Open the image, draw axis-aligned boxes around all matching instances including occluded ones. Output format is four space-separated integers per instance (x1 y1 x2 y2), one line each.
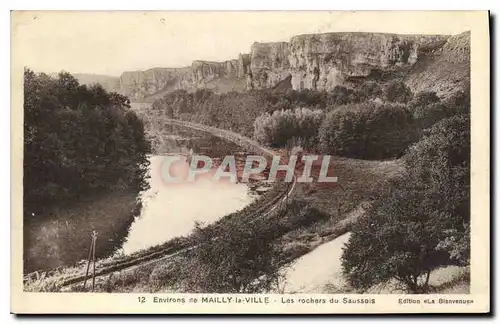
11 10 490 314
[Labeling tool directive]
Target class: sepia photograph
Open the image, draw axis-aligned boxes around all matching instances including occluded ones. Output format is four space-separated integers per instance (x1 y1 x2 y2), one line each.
10 10 490 314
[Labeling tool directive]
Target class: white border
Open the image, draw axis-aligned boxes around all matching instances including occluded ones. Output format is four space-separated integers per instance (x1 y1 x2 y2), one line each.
2 1 497 323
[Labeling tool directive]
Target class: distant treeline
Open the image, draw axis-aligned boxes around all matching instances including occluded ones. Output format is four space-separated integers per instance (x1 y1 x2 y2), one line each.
152 80 469 159
23 69 151 218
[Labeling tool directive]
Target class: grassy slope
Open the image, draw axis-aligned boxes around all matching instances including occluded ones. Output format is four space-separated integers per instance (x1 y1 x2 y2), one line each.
406 31 470 99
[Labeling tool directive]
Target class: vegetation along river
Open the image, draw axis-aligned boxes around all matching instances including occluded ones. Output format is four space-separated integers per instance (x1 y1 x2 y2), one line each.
24 125 258 273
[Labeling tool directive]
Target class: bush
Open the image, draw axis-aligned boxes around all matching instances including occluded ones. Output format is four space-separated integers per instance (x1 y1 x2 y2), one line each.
410 90 470 131
404 114 470 233
410 91 440 109
413 102 451 130
270 199 330 235
319 102 416 159
383 81 413 103
183 218 285 293
356 81 383 102
443 88 470 116
253 107 325 148
148 262 181 291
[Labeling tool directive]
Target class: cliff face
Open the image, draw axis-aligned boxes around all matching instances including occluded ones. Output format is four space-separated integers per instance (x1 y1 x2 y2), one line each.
248 42 291 89
120 55 251 100
118 31 468 100
119 67 192 100
286 33 449 91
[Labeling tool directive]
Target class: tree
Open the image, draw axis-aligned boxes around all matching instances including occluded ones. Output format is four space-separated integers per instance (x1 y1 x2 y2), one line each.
23 69 151 218
319 102 416 159
341 182 453 293
182 218 285 293
253 107 324 148
404 114 470 266
341 114 470 293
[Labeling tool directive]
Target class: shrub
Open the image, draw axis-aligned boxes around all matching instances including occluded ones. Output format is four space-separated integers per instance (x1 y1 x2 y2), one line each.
270 199 330 235
253 107 325 148
443 88 470 116
410 90 470 131
404 114 470 233
413 102 451 130
383 81 413 103
410 91 440 109
319 102 416 159
183 218 285 293
356 81 383 102
148 262 181 291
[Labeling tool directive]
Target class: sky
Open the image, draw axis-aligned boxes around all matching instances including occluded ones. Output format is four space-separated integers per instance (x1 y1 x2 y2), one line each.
12 11 473 76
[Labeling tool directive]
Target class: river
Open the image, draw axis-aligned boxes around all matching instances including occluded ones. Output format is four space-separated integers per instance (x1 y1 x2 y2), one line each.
280 233 351 293
24 125 257 273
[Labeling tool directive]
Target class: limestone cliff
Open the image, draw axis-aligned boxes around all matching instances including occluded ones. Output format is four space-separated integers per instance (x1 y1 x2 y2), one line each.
119 67 192 100
119 55 250 100
118 31 469 100
286 33 449 91
248 42 291 89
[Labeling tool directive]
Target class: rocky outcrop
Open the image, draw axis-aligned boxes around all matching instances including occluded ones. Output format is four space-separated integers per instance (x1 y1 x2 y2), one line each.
248 42 291 89
119 55 251 100
118 31 469 100
238 54 251 78
119 67 192 99
286 33 449 91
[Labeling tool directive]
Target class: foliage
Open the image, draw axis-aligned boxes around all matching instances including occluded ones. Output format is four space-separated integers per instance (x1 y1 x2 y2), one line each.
253 107 325 148
319 102 416 159
341 114 470 293
442 87 470 116
341 182 452 293
410 90 440 108
23 69 151 218
383 81 413 103
409 90 470 131
404 114 470 258
151 86 376 138
356 81 383 102
183 219 285 293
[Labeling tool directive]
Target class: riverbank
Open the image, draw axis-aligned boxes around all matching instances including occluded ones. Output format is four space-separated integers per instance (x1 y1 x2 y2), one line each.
24 120 292 291
23 190 139 274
